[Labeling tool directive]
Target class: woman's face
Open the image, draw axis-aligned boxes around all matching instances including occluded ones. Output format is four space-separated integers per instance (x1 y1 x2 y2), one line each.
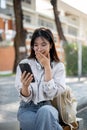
33 37 51 57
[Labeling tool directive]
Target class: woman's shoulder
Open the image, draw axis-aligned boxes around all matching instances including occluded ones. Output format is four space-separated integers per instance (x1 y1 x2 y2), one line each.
52 61 65 69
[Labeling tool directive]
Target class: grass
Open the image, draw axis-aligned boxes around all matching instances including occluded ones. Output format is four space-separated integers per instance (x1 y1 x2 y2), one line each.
0 73 15 77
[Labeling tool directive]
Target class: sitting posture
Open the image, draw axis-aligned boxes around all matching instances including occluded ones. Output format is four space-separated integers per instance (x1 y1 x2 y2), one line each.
15 27 66 130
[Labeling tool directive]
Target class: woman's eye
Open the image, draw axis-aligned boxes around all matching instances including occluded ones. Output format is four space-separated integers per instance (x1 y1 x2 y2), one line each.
42 43 47 46
34 43 47 47
34 44 38 46
42 44 46 46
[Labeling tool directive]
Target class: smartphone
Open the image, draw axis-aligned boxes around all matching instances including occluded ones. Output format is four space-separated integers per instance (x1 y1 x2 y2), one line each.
19 63 35 82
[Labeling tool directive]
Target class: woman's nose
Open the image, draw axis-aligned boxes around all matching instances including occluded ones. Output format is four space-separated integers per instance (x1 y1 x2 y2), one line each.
37 46 42 51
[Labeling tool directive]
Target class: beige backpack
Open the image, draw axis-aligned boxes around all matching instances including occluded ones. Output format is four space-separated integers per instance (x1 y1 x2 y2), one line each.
51 86 78 130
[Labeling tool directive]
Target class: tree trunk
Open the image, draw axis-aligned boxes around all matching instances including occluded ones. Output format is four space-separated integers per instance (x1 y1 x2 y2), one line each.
13 0 27 73
50 0 67 42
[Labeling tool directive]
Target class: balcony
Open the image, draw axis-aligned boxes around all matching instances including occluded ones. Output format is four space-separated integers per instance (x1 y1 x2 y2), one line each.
60 15 79 27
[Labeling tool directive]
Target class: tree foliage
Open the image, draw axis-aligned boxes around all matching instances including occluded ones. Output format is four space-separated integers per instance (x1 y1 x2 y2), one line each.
82 45 87 75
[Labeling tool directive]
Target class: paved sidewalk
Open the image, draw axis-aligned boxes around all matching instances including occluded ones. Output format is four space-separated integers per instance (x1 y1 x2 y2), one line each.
66 77 87 111
0 75 87 125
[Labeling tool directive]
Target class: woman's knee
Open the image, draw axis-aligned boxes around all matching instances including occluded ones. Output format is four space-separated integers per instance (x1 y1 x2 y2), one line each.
37 105 59 120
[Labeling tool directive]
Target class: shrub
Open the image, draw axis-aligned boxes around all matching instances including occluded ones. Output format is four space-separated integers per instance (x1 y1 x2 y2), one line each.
64 43 78 76
82 45 87 75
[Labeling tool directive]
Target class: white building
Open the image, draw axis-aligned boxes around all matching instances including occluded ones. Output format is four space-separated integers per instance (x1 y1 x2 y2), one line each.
0 0 87 59
0 0 87 44
0 0 87 73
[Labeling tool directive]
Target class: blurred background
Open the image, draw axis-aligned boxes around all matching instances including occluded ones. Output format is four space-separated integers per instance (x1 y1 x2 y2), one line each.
0 0 87 130
0 0 87 78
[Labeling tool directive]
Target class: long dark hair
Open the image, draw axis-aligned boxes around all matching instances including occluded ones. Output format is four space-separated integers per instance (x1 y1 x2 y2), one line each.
29 27 60 62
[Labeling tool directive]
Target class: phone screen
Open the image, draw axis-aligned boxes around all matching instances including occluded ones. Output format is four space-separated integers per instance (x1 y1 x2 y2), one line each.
19 63 35 82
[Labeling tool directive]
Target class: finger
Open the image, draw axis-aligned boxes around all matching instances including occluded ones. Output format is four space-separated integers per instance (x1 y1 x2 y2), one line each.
47 53 50 59
36 52 44 60
35 53 41 61
24 72 31 80
25 74 34 84
21 72 30 83
21 71 26 82
22 74 32 86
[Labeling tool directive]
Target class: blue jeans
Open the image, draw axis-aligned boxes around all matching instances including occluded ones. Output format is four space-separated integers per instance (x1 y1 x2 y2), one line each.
17 100 63 130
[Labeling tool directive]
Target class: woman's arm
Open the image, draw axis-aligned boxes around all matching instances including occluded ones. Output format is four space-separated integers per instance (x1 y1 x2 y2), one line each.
42 62 66 98
15 65 33 102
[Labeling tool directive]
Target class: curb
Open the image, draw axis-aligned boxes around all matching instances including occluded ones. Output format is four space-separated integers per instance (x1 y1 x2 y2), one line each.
0 121 19 130
77 102 87 112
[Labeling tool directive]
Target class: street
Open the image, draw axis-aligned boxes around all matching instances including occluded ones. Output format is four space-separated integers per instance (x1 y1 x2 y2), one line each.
0 75 19 122
77 107 87 130
0 75 87 130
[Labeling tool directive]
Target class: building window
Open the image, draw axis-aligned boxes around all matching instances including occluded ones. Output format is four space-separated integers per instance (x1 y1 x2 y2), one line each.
26 31 33 40
6 5 13 16
39 19 53 29
24 15 31 23
0 33 3 41
68 26 78 36
54 36 57 43
62 23 66 34
22 0 31 4
0 0 6 9
0 0 1 8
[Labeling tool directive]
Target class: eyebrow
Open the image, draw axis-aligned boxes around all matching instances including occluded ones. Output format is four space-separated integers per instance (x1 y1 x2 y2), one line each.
34 41 48 44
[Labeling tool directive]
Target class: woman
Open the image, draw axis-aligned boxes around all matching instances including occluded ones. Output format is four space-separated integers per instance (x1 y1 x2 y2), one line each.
15 27 66 130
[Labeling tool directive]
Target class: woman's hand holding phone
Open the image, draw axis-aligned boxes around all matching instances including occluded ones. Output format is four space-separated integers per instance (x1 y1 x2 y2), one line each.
19 63 35 82
21 71 33 87
19 63 35 97
20 71 33 97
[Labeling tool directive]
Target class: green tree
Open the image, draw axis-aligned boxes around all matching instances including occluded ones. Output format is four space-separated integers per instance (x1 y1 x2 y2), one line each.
82 45 87 75
64 43 78 76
